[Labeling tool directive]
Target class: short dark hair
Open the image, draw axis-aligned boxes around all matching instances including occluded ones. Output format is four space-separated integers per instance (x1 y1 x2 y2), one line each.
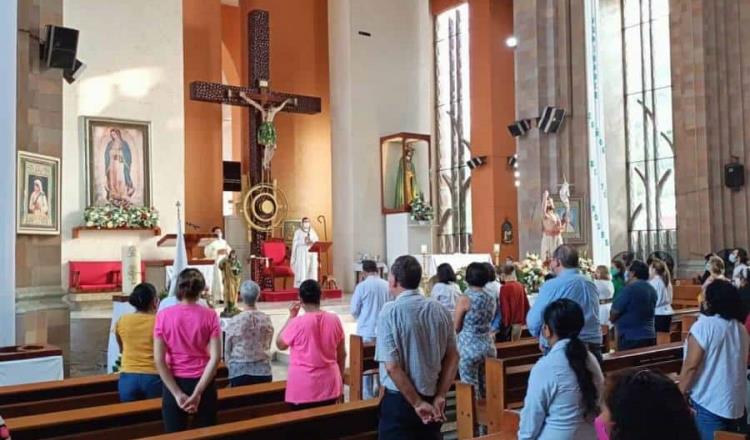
177 268 206 301
390 255 422 290
211 226 222 233
482 262 497 282
552 245 579 268
622 251 635 267
501 264 516 277
299 279 322 304
466 262 490 288
704 279 748 323
436 263 456 284
361 260 378 274
628 260 649 281
605 369 700 440
129 283 157 312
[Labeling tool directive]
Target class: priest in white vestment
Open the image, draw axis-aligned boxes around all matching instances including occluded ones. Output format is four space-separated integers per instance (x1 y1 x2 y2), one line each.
291 217 319 287
204 226 232 303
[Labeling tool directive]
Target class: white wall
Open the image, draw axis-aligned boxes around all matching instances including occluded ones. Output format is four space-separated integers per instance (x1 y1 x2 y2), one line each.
62 0 185 287
329 0 433 290
0 0 17 346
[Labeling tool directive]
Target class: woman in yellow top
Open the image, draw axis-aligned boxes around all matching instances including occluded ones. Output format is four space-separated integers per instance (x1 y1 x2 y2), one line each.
116 283 162 401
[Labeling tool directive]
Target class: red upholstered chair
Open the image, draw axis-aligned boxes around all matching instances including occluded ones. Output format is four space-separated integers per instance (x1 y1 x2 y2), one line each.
261 239 294 289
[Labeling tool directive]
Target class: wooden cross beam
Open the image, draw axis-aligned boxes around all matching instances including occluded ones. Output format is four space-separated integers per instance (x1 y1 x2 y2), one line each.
189 81 321 115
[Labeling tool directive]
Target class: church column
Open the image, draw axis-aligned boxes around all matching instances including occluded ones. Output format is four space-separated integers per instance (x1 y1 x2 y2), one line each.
468 0 518 258
0 0 17 346
671 0 750 274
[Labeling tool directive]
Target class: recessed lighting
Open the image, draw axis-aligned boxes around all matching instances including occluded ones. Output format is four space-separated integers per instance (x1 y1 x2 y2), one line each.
514 171 520 178
505 36 518 48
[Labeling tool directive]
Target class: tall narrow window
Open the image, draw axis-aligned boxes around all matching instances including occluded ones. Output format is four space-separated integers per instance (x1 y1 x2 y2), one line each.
435 4 472 253
623 0 676 259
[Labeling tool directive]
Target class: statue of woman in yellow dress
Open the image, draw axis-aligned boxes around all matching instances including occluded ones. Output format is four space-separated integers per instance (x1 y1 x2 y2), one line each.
394 144 421 208
219 250 243 317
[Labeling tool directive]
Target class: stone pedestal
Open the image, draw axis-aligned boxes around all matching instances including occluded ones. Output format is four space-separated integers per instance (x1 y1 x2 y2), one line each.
385 213 434 266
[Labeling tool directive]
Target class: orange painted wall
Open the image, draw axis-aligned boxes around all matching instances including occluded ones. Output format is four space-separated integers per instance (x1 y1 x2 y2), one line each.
431 0 466 16
469 0 518 259
221 5 243 164
183 0 224 232
238 0 333 266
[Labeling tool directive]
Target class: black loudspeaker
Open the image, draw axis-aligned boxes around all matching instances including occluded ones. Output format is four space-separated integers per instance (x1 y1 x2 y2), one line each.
42 25 79 70
507 119 531 138
466 156 487 170
725 162 745 190
539 106 566 134
63 59 86 84
223 161 242 192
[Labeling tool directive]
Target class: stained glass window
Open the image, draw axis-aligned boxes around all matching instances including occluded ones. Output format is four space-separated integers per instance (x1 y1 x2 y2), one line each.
435 4 472 253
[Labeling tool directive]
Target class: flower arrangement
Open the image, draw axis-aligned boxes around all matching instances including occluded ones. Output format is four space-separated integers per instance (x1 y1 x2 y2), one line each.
410 194 434 222
455 267 468 292
83 203 159 229
516 253 550 294
578 256 596 280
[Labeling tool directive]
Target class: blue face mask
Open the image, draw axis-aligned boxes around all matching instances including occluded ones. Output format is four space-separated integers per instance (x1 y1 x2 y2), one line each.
624 271 630 282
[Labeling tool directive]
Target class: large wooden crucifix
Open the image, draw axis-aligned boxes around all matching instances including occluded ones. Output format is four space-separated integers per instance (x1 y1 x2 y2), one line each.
189 9 321 260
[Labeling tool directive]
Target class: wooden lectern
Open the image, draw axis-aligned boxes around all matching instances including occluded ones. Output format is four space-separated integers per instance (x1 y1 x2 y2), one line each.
309 241 337 289
157 233 216 261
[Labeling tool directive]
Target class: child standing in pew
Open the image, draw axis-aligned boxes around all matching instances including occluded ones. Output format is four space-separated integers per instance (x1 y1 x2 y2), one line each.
518 298 603 440
115 283 163 402
154 268 222 433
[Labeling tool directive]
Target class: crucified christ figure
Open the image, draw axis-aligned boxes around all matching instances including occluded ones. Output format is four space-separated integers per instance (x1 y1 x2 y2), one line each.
239 91 294 170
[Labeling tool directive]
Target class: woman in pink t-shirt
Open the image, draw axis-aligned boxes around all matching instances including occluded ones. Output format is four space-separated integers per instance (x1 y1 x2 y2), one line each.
154 268 221 433
276 279 346 409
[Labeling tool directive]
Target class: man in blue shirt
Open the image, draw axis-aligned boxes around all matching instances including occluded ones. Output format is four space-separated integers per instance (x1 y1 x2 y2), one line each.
350 260 391 399
526 245 602 360
610 260 657 350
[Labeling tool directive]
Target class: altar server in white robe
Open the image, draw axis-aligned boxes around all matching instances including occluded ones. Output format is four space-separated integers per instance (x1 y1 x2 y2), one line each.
291 217 319 287
204 226 232 303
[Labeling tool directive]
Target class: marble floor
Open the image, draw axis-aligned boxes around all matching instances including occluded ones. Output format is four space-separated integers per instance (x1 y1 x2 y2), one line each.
69 294 358 379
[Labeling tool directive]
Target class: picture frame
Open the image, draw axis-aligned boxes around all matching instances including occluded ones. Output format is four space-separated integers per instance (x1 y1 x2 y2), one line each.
83 117 152 207
552 195 587 244
17 151 61 235
282 220 301 245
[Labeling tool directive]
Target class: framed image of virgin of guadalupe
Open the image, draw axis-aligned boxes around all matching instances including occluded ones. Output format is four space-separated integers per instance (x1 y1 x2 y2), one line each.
379 132 432 214
17 151 61 235
83 117 152 207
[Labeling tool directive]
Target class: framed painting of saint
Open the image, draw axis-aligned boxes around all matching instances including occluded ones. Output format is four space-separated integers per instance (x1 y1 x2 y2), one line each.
17 151 60 235
83 117 152 207
552 195 587 244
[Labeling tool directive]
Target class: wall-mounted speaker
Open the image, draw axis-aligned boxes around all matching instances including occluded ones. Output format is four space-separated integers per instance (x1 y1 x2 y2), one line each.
508 119 531 138
466 156 487 170
539 106 566 134
725 162 745 190
41 25 79 70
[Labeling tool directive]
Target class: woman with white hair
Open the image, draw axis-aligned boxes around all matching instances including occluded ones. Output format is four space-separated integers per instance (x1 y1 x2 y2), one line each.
223 280 274 387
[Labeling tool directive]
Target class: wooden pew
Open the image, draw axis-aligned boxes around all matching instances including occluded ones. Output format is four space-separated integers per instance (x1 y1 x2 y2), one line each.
6 380 286 440
348 335 377 402
714 432 747 440
457 342 684 436
140 399 380 440
656 307 700 345
0 366 229 418
673 285 701 309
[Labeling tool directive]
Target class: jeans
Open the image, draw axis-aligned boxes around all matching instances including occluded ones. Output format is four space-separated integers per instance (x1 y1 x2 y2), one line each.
617 337 656 351
692 399 747 440
118 372 163 402
229 375 272 387
378 390 442 440
162 378 218 433
287 397 338 411
362 337 380 400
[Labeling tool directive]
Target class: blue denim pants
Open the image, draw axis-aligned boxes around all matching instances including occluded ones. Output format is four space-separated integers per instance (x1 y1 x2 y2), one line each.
692 399 747 440
118 372 163 402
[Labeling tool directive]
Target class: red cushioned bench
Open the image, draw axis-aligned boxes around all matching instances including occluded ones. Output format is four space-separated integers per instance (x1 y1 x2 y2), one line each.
68 261 145 293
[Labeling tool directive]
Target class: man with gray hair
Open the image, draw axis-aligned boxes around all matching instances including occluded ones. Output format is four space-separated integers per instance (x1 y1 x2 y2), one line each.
223 280 275 387
526 245 603 361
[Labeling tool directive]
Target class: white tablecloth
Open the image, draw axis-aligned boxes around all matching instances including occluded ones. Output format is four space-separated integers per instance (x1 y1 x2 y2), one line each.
165 264 214 294
417 253 493 277
0 356 64 386
107 300 136 373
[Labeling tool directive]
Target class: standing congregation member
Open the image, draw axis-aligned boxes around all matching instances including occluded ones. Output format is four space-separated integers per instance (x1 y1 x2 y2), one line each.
115 283 162 401
731 249 749 288
455 263 496 402
610 260 657 350
483 262 501 301
526 245 602 360
277 280 345 409
593 265 615 326
701 255 727 293
679 279 749 440
350 259 390 399
431 263 461 314
376 255 459 440
518 299 603 440
496 264 530 342
224 280 274 387
154 269 221 433
598 369 699 440
649 259 674 332
610 260 626 301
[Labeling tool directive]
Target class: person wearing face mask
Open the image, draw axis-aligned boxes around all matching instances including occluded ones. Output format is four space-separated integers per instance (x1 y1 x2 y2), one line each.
204 226 232 304
291 217 319 287
730 249 748 288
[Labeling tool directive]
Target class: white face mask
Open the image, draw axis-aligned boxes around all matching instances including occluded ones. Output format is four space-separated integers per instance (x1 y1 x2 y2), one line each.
624 271 630 282
302 222 310 231
215 230 223 240
730 254 737 264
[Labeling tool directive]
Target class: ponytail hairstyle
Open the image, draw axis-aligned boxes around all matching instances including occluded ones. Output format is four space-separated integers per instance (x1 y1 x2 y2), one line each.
129 283 157 312
177 268 206 301
650 259 671 287
543 298 598 417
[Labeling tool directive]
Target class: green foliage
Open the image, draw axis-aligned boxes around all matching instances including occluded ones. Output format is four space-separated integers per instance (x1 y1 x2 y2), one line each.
410 194 434 222
84 203 159 229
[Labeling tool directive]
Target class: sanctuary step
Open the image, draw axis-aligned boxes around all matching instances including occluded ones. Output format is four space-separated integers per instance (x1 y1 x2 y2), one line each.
260 288 343 302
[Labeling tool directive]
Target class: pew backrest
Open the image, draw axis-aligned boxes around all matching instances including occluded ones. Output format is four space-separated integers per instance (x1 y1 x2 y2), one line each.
348 335 377 402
